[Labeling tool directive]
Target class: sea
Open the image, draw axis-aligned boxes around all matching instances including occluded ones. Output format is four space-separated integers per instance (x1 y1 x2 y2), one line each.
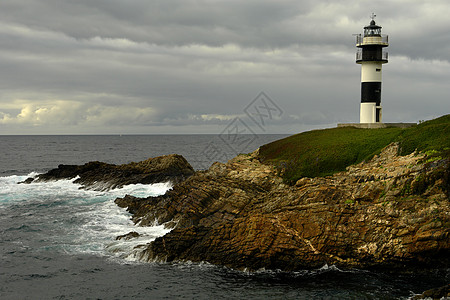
0 135 448 299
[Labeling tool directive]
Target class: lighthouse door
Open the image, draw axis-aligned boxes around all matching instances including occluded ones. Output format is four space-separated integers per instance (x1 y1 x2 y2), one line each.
376 108 381 122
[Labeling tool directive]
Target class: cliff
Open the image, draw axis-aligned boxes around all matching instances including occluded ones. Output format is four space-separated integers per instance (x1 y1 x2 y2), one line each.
115 142 449 271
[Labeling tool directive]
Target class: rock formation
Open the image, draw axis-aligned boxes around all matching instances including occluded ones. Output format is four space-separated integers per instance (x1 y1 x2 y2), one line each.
21 154 195 190
115 143 450 272
411 284 450 299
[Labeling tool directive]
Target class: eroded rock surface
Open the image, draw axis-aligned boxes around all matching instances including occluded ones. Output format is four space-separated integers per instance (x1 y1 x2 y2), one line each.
411 283 450 299
116 144 450 271
22 154 195 190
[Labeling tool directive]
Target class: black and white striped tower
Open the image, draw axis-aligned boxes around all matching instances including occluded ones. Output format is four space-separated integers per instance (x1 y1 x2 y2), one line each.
356 14 388 123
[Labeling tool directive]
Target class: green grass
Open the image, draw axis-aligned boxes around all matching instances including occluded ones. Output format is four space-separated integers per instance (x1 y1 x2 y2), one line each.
259 114 450 184
397 115 450 155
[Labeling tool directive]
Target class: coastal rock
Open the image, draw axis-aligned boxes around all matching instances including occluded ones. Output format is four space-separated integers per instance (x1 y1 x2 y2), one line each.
116 231 140 241
116 144 450 272
22 154 194 190
411 284 450 299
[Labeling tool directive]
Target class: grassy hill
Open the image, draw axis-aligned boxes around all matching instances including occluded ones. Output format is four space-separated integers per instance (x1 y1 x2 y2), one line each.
258 114 450 184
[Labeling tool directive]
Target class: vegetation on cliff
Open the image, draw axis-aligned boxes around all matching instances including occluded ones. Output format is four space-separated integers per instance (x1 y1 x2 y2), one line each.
259 114 450 184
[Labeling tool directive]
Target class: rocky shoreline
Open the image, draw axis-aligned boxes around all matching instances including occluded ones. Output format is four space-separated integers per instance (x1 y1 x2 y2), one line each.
115 143 449 272
21 154 194 190
21 142 449 297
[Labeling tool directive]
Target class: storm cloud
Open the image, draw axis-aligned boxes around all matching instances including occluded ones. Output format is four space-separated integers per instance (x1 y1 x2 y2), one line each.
0 0 449 134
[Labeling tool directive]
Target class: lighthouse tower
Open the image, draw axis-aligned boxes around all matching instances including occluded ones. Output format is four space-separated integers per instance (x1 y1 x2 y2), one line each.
356 14 388 123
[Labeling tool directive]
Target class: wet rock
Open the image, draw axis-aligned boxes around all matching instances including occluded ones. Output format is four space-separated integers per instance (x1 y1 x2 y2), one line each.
412 284 450 299
20 177 34 184
116 231 140 240
21 154 194 190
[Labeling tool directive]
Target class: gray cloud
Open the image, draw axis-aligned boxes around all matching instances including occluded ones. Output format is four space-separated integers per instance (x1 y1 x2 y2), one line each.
0 0 449 134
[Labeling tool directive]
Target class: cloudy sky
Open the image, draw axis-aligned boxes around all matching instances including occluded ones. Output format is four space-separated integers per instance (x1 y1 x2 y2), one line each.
0 0 449 134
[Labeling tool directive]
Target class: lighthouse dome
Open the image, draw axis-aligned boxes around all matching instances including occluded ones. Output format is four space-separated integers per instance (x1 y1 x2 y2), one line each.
364 20 382 36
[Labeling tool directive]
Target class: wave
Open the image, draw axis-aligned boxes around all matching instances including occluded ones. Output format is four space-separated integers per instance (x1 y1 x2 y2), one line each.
0 172 172 262
0 173 171 204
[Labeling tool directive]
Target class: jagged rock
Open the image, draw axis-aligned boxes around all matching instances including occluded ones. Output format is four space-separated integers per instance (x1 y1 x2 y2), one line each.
412 284 450 299
20 154 194 190
116 231 140 240
116 144 450 273
20 177 34 184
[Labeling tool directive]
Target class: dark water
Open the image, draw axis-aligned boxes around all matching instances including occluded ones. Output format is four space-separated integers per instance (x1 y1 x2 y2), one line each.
1 134 274 176
0 135 448 299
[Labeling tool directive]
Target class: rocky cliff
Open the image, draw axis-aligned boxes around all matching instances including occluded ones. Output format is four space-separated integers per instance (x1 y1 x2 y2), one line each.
22 154 195 190
115 143 449 272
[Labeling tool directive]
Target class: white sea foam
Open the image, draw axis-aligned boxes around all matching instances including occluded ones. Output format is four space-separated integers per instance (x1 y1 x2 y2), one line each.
0 173 86 205
73 195 172 260
0 173 173 261
66 181 172 259
0 173 172 204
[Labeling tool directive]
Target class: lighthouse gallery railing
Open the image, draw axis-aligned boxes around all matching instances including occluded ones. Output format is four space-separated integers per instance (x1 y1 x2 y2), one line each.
356 34 389 46
356 49 388 62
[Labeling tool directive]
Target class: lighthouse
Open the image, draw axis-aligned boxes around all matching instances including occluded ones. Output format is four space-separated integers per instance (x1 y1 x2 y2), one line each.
356 14 388 123
338 16 415 129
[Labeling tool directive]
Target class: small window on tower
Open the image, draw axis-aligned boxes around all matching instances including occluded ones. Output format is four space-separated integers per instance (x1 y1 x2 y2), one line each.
376 68 381 72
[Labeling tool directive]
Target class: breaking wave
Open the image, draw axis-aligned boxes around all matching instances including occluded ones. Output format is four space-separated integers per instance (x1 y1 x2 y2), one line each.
0 173 172 261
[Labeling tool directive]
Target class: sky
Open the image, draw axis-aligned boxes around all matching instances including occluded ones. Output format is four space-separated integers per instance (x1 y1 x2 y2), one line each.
0 0 449 135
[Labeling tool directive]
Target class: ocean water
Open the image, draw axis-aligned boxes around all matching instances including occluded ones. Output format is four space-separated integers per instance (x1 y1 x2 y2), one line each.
0 135 448 299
